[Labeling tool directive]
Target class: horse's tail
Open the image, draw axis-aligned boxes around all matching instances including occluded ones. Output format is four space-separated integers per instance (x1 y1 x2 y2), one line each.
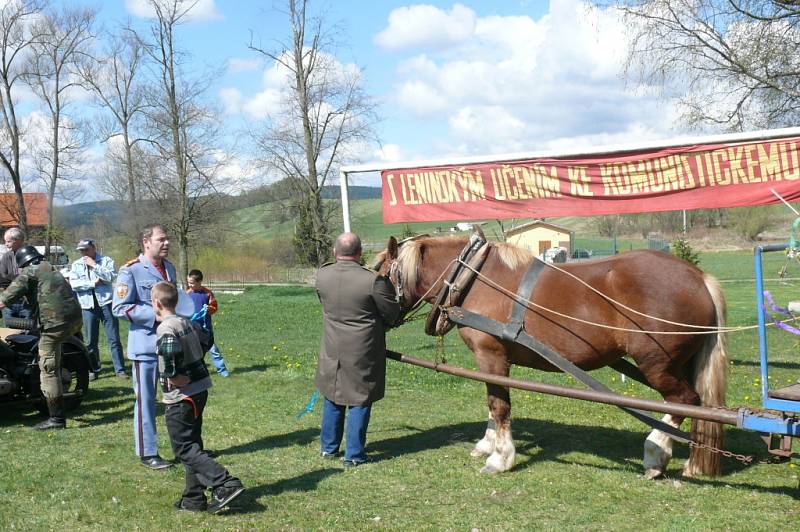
685 273 729 477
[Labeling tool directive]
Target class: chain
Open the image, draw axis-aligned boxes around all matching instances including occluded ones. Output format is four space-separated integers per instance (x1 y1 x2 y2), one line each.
687 440 756 465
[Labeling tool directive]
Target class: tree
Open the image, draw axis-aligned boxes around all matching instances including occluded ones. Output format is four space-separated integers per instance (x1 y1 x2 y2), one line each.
618 0 800 130
249 0 379 266
0 0 46 233
77 26 148 227
23 4 95 254
140 0 228 279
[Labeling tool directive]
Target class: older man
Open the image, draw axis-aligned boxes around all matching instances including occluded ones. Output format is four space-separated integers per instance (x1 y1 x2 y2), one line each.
69 238 126 380
0 227 33 324
314 232 400 467
112 224 193 470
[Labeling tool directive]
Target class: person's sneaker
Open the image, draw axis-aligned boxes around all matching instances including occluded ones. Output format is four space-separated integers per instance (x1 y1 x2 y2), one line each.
116 371 129 379
320 451 341 460
140 455 173 470
218 370 230 377
88 372 99 381
174 498 207 512
208 485 245 514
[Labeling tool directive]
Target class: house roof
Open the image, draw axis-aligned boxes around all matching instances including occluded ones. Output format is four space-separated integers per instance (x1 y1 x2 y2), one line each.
0 193 49 227
506 219 573 237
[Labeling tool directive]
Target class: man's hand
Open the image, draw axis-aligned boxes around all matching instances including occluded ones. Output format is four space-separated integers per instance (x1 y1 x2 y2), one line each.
167 375 190 387
0 301 5 309
83 256 96 268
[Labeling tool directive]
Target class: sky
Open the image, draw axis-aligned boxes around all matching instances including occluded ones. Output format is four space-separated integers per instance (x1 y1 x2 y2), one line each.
17 0 697 196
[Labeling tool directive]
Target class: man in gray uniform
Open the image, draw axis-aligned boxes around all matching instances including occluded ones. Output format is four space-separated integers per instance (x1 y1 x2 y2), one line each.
314 232 400 467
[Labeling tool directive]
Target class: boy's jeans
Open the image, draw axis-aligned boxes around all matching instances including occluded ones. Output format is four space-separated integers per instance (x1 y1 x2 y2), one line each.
209 344 229 375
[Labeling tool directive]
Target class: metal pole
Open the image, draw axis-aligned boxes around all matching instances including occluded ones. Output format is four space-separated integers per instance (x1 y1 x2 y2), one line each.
339 170 351 233
386 351 740 426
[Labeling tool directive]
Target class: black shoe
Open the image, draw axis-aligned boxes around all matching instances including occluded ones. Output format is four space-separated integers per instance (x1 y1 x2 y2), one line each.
208 484 245 514
33 417 66 430
140 455 173 470
320 451 341 460
174 498 207 512
342 457 371 468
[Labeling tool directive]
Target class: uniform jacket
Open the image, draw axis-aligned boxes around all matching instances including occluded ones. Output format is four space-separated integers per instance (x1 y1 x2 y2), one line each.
0 260 82 331
112 254 182 360
69 252 117 309
314 260 400 406
0 249 19 290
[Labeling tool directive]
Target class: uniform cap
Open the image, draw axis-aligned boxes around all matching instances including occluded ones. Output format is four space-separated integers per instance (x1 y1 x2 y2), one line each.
76 239 94 250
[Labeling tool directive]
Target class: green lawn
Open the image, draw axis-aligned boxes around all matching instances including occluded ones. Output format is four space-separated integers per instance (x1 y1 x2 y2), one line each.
1 252 799 530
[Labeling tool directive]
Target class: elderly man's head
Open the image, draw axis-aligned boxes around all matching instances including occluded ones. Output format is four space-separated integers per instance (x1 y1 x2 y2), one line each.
4 227 25 252
334 232 362 260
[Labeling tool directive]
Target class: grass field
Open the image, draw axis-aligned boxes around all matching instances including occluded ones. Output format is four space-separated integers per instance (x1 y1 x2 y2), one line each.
1 250 799 530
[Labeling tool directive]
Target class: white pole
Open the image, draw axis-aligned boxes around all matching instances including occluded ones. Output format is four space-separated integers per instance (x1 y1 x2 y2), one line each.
339 170 351 233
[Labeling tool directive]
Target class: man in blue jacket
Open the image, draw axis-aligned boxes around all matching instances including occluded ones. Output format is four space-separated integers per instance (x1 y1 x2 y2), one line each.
69 238 126 380
112 224 193 470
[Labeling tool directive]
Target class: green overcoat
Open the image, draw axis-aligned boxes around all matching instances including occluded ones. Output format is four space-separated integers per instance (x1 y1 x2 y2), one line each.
314 259 400 406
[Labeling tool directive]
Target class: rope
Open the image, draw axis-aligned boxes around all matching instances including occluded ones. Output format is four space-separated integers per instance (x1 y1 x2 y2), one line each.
455 259 798 336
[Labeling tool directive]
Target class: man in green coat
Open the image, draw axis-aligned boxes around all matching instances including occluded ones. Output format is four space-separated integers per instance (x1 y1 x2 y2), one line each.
314 232 400 467
0 246 82 430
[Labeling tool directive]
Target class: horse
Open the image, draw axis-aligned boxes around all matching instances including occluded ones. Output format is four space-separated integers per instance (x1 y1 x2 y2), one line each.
373 234 728 478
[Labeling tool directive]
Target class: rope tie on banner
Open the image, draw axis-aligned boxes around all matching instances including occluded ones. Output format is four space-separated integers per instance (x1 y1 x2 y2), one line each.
763 290 800 335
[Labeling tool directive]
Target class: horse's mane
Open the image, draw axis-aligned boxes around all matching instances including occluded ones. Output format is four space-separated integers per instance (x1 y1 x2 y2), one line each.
397 236 533 289
494 241 533 270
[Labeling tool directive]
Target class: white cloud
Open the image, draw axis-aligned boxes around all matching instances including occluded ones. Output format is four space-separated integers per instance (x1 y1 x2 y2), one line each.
226 57 263 74
380 0 685 156
125 0 222 22
219 87 242 115
375 3 477 51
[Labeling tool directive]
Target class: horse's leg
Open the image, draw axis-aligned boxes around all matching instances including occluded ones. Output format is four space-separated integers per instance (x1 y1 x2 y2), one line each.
470 415 496 458
481 382 515 474
636 364 699 479
643 414 684 480
461 331 516 473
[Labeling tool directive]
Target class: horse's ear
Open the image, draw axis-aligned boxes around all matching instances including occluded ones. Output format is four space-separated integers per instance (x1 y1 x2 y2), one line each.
387 236 398 259
472 224 486 241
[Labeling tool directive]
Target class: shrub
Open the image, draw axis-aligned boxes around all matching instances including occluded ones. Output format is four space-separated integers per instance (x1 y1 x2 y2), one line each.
671 236 700 266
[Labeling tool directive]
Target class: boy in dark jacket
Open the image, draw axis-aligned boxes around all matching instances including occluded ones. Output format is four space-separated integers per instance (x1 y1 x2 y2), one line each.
152 281 244 513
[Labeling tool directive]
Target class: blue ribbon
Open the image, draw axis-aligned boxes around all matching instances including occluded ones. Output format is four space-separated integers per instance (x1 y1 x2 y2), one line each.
296 389 320 419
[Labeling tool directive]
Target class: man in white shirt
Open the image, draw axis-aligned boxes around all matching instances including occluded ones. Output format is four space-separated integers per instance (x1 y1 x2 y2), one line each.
69 238 126 379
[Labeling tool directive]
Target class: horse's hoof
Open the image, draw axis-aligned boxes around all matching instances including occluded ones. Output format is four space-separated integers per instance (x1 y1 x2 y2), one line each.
480 464 501 474
643 468 664 480
470 448 489 458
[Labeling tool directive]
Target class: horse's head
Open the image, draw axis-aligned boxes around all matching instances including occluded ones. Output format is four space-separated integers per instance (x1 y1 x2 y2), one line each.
371 235 424 313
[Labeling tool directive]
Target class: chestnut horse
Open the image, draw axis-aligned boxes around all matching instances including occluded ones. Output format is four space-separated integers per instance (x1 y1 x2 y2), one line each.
374 235 728 478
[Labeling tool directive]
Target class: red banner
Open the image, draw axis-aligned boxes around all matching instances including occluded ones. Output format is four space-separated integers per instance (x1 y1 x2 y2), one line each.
381 137 800 223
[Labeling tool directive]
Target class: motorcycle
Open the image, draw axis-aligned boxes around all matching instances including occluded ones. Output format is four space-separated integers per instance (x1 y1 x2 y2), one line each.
0 317 91 414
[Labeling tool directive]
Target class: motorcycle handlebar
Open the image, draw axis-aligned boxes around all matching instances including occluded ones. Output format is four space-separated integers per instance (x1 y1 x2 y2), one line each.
3 317 37 331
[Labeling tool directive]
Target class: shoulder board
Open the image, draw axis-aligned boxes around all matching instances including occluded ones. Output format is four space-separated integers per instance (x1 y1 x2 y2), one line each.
359 264 377 273
123 258 140 268
319 261 335 268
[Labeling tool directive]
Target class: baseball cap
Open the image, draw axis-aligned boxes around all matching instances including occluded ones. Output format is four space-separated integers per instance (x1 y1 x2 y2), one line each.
76 238 94 250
